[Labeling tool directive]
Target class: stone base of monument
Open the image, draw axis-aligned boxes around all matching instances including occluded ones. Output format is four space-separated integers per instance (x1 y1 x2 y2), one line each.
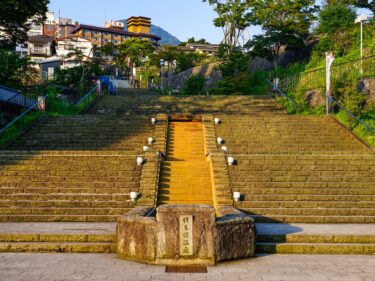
116 205 256 265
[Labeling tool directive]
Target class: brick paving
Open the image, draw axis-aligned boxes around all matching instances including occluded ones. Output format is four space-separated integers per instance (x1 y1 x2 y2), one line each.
1 253 375 281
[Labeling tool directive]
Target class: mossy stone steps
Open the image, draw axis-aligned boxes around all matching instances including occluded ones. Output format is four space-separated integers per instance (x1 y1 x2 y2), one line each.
0 223 116 253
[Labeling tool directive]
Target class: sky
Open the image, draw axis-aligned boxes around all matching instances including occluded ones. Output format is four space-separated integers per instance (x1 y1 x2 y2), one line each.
48 0 224 43
48 0 372 44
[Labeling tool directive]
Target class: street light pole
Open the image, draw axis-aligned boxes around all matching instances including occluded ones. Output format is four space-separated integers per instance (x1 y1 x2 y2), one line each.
355 14 368 75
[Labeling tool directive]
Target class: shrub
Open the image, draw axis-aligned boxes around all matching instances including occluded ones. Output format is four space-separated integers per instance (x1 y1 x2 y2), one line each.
183 74 206 95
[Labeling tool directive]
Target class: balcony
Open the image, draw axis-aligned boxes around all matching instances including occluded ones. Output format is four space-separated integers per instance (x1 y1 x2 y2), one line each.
29 48 48 56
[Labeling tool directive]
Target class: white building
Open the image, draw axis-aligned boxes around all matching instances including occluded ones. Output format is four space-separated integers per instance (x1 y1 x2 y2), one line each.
56 37 93 69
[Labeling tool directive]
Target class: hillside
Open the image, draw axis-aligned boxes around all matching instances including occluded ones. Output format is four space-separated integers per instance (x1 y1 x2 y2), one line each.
119 19 180 46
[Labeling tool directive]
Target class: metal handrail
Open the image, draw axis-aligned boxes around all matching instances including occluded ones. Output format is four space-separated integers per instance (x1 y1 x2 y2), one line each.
266 79 299 108
0 92 21 109
0 96 46 135
328 96 375 134
74 86 98 106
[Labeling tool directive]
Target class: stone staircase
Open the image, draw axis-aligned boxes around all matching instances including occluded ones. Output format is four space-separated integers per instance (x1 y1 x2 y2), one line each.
157 121 213 205
7 115 157 152
212 113 375 254
256 223 375 255
0 223 116 253
88 94 286 116
0 152 140 222
213 115 375 224
1 92 374 256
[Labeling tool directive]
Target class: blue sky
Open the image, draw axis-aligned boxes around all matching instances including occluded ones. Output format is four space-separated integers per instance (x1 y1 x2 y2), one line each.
49 0 371 44
48 0 223 43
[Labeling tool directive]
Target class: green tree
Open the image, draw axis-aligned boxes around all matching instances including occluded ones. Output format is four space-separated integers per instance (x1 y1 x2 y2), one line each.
116 38 154 71
203 0 253 53
0 49 38 88
0 0 49 49
316 3 356 35
183 74 206 95
249 0 318 73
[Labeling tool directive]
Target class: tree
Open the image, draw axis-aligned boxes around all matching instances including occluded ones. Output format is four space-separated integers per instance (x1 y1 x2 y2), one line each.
316 3 356 35
203 0 253 53
179 37 210 46
249 0 318 72
116 38 154 71
0 0 49 49
0 49 38 88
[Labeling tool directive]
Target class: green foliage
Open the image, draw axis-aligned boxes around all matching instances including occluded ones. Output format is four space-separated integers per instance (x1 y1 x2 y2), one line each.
335 108 375 147
0 111 44 148
117 38 154 69
179 37 210 46
203 0 253 52
250 0 318 72
0 49 38 88
0 0 49 49
183 74 206 95
315 3 356 35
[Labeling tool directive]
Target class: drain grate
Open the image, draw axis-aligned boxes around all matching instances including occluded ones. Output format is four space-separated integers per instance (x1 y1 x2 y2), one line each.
165 266 208 273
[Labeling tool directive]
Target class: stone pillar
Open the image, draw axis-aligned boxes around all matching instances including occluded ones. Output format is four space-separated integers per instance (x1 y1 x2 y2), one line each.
156 205 216 266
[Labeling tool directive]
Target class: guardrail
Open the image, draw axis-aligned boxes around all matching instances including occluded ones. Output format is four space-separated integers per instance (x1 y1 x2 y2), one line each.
74 86 98 111
328 96 375 134
0 96 47 147
266 79 299 109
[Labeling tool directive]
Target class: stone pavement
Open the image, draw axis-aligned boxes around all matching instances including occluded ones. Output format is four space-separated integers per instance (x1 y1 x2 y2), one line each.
1 253 375 281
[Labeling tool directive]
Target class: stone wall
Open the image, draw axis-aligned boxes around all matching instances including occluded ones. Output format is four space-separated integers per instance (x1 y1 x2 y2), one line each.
163 63 222 91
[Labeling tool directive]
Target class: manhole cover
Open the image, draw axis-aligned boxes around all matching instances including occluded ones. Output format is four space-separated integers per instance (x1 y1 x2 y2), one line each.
165 266 207 273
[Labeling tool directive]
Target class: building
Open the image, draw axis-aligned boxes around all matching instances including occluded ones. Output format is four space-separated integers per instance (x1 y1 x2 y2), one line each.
43 12 57 37
27 35 55 62
183 43 220 56
72 17 160 47
56 37 93 69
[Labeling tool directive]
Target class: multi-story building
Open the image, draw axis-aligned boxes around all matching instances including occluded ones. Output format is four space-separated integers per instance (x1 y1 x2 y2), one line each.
72 17 160 47
27 35 55 62
56 37 93 69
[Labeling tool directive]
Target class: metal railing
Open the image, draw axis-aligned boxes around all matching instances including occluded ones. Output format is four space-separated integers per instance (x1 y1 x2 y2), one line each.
266 79 299 109
0 89 37 129
275 55 375 94
0 96 47 146
74 86 99 114
328 96 375 134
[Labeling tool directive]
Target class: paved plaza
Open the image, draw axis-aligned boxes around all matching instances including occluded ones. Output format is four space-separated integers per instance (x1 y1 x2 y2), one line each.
1 253 375 281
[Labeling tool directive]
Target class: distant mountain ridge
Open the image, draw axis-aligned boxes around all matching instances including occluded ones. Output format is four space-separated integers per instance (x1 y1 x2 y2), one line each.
119 19 181 46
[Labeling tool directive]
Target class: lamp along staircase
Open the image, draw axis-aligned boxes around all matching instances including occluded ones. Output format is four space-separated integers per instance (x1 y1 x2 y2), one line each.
157 121 213 205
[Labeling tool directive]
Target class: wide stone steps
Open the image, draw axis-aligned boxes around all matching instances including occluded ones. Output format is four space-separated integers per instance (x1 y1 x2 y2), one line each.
6 115 157 151
215 116 370 154
88 95 285 115
0 207 130 216
0 200 131 208
256 223 375 254
0 223 116 253
0 215 120 222
251 215 375 223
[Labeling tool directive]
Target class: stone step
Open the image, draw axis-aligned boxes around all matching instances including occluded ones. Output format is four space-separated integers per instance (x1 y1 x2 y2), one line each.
0 215 120 222
251 215 375 223
256 242 375 254
0 242 116 253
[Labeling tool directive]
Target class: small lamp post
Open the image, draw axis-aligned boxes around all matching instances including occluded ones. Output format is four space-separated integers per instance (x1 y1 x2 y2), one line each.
130 192 139 202
136 156 144 166
159 59 164 91
233 192 241 202
355 14 369 75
